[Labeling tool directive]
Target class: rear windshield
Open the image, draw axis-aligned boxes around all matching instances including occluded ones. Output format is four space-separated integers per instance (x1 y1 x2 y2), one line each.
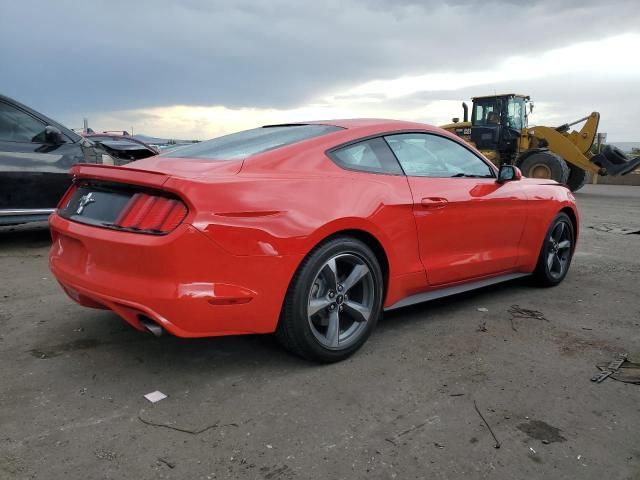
163 124 343 160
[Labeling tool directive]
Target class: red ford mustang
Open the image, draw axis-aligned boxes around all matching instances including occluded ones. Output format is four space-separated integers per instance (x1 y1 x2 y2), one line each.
49 119 578 362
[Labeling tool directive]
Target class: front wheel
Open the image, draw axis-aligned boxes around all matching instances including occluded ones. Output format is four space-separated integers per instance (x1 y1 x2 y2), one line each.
533 212 575 286
566 165 588 192
517 152 569 184
276 236 384 363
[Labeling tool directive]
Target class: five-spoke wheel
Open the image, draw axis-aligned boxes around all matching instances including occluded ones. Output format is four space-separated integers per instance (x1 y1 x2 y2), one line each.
307 253 375 350
276 236 383 362
534 212 575 286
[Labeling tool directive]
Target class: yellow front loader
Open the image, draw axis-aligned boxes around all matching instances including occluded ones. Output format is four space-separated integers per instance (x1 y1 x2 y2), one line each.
440 94 640 191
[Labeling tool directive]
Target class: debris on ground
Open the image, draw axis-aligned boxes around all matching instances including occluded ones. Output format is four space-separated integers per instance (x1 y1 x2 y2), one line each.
509 305 547 321
588 223 640 235
473 400 500 449
94 449 118 461
477 322 487 333
593 354 640 384
144 391 167 403
385 416 440 445
508 305 548 331
477 307 489 312
158 457 176 469
138 414 239 434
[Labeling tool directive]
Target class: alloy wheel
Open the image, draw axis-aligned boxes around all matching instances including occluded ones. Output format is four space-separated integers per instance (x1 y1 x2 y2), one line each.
547 221 572 279
307 253 375 350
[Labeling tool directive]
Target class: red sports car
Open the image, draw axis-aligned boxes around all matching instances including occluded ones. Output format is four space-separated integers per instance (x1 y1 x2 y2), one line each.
49 119 578 362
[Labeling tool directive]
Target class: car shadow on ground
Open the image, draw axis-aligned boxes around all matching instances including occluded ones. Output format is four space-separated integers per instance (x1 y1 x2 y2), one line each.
34 308 313 374
0 222 51 249
34 277 536 379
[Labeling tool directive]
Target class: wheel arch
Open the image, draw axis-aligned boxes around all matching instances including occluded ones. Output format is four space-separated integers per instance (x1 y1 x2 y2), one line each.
323 228 390 294
287 227 391 300
560 206 579 247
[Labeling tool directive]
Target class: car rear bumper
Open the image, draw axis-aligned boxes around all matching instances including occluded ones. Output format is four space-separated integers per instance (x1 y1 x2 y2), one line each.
49 213 303 337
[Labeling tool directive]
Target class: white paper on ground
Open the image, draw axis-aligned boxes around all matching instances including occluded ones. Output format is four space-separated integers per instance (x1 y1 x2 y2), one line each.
144 391 167 403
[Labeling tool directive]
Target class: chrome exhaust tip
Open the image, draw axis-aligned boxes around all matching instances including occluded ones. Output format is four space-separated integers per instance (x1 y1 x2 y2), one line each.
139 316 164 337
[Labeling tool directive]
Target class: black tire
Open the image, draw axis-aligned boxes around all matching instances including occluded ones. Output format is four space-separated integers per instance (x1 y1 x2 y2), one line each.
517 152 569 184
276 236 384 363
566 165 587 192
533 212 575 287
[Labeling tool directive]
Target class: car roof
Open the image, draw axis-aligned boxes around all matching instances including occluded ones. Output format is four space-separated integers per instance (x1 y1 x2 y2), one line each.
229 117 490 176
472 94 530 100
266 118 442 133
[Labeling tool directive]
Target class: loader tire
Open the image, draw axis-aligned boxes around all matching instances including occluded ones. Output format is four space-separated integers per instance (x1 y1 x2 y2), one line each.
517 152 569 184
566 165 588 192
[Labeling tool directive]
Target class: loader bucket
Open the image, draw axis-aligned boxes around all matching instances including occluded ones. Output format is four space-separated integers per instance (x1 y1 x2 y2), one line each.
592 145 640 176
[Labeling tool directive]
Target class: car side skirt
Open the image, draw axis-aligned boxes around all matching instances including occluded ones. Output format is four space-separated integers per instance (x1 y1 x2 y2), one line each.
0 209 54 226
384 272 530 311
0 208 55 216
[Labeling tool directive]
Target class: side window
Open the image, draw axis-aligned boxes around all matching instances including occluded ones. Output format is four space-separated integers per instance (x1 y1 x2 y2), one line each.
384 133 494 178
328 137 403 175
473 102 497 126
0 102 48 143
505 100 523 130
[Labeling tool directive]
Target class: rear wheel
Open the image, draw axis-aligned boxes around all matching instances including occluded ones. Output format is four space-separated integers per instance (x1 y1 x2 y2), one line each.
276 236 384 363
517 152 569 184
566 165 588 192
533 212 575 286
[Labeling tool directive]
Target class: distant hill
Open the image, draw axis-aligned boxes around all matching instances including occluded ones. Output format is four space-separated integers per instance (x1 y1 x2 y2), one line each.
133 134 198 145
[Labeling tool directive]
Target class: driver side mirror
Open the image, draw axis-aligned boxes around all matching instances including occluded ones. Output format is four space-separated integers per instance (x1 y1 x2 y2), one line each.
44 125 66 145
497 164 522 183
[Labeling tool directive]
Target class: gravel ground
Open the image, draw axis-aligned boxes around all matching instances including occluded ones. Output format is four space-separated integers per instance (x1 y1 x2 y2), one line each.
1 184 639 480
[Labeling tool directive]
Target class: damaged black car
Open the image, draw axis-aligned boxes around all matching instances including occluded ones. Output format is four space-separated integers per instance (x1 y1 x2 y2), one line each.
0 94 157 226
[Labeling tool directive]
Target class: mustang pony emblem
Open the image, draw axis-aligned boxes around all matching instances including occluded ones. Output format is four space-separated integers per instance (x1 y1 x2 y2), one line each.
76 192 96 214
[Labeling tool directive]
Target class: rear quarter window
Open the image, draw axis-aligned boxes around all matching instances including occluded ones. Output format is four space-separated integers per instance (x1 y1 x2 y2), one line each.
328 137 403 175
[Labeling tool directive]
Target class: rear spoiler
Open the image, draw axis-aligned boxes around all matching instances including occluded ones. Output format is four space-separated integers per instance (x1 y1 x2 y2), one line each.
70 163 170 189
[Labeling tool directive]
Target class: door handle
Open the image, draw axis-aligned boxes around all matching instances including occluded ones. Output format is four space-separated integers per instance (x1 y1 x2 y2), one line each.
420 197 448 209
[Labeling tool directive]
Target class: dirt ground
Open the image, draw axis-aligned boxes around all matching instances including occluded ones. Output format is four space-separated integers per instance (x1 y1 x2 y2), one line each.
1 184 639 480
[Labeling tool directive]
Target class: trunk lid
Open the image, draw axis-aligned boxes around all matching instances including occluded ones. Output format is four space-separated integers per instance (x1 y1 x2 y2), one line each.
60 157 241 234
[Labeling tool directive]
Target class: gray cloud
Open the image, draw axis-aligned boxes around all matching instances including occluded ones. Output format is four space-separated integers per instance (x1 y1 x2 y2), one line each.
1 0 638 119
383 71 640 140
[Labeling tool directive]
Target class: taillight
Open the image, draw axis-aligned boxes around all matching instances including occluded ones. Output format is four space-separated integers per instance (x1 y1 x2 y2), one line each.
114 193 187 233
57 183 79 210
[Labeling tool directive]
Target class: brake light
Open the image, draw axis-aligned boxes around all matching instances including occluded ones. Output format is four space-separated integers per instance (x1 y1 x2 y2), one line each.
57 183 79 210
114 193 187 233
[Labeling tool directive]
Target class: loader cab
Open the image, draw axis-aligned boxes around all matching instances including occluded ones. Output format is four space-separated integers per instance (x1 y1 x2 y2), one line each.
470 94 529 155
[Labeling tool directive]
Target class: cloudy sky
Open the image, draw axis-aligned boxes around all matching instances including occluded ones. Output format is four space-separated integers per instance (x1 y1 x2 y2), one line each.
1 0 639 141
